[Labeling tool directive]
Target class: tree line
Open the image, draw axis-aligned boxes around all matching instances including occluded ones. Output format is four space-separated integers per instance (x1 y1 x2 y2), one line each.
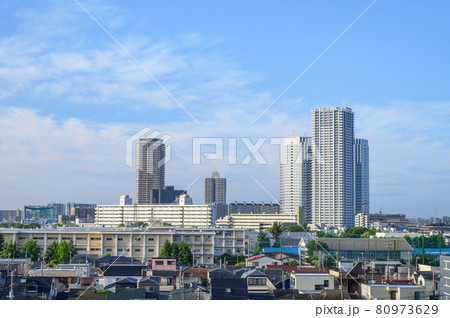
0 234 76 265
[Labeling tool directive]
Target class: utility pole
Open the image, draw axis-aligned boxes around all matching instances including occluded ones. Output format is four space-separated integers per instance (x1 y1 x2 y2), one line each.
340 271 343 300
282 271 285 290
8 270 14 300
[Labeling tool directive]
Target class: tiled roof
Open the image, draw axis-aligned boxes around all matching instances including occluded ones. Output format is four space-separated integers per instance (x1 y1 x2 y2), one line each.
245 254 266 261
102 265 143 277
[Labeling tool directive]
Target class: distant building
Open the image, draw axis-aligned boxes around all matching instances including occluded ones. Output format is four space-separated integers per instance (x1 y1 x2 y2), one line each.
245 254 281 268
0 209 21 223
23 205 57 224
369 213 409 229
317 238 413 261
361 283 426 300
280 136 312 219
311 107 355 228
354 139 369 214
150 185 186 204
204 171 226 204
216 213 298 231
120 195 132 206
355 212 370 228
228 201 280 214
440 255 450 300
136 138 165 204
96 202 215 228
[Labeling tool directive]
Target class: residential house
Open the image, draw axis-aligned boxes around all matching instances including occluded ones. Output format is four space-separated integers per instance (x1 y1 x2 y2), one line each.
290 272 335 294
245 254 281 268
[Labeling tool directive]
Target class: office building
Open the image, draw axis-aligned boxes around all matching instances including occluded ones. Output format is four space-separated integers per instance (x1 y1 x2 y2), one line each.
0 223 246 265
355 212 370 228
354 138 369 215
204 171 226 204
0 209 21 223
311 107 355 228
150 186 186 204
279 136 312 219
136 138 165 204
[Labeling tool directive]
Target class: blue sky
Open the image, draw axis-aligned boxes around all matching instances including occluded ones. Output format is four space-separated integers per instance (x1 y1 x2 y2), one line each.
0 0 449 218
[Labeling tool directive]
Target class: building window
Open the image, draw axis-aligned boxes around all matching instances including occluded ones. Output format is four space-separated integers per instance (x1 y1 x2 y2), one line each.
106 237 113 241
134 249 141 252
148 249 154 252
195 236 201 242
62 237 72 240
90 237 101 240
106 248 112 252
324 280 329 287
118 237 123 241
117 248 123 252
148 238 154 241
155 261 164 265
76 237 87 241
90 248 100 251
248 278 266 286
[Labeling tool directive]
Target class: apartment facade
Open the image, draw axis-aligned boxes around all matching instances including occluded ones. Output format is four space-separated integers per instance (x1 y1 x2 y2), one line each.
312 107 355 228
215 212 297 231
0 225 246 265
136 138 166 204
440 255 450 300
95 203 215 228
354 138 369 215
204 171 226 204
280 137 312 219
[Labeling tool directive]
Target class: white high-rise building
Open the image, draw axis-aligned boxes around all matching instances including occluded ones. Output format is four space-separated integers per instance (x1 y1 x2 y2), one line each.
354 138 369 215
311 107 355 228
279 137 312 218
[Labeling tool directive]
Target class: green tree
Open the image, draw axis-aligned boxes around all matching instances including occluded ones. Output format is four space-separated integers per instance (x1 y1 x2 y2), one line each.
0 233 4 249
217 253 246 265
20 239 42 261
0 241 20 258
55 240 69 264
158 239 173 258
268 222 283 245
171 242 179 260
253 231 271 255
45 241 59 262
283 260 299 265
178 241 193 266
305 239 329 259
117 223 125 227
67 239 76 262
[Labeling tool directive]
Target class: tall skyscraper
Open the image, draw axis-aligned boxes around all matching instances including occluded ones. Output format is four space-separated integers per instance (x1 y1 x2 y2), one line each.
279 137 312 220
136 138 165 204
311 107 355 228
354 138 369 215
204 171 226 204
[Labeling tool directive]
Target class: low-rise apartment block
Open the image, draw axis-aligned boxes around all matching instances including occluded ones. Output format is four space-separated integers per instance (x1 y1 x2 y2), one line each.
0 223 245 265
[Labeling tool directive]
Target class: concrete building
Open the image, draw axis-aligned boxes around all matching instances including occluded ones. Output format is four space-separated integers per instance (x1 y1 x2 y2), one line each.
204 171 226 204
440 255 450 300
228 201 280 214
215 212 298 231
354 139 369 215
136 138 165 204
279 137 312 219
0 224 246 265
312 107 355 228
95 202 216 228
317 238 413 261
120 195 132 206
355 212 369 228
361 283 426 300
150 185 186 204
290 272 335 293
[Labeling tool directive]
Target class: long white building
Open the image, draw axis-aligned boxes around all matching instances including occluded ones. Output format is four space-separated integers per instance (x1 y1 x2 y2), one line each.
279 136 312 220
354 138 369 215
311 107 355 228
96 201 215 228
0 223 246 265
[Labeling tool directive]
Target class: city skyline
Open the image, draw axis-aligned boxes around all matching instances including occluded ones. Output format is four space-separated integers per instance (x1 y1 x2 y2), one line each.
0 1 449 218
